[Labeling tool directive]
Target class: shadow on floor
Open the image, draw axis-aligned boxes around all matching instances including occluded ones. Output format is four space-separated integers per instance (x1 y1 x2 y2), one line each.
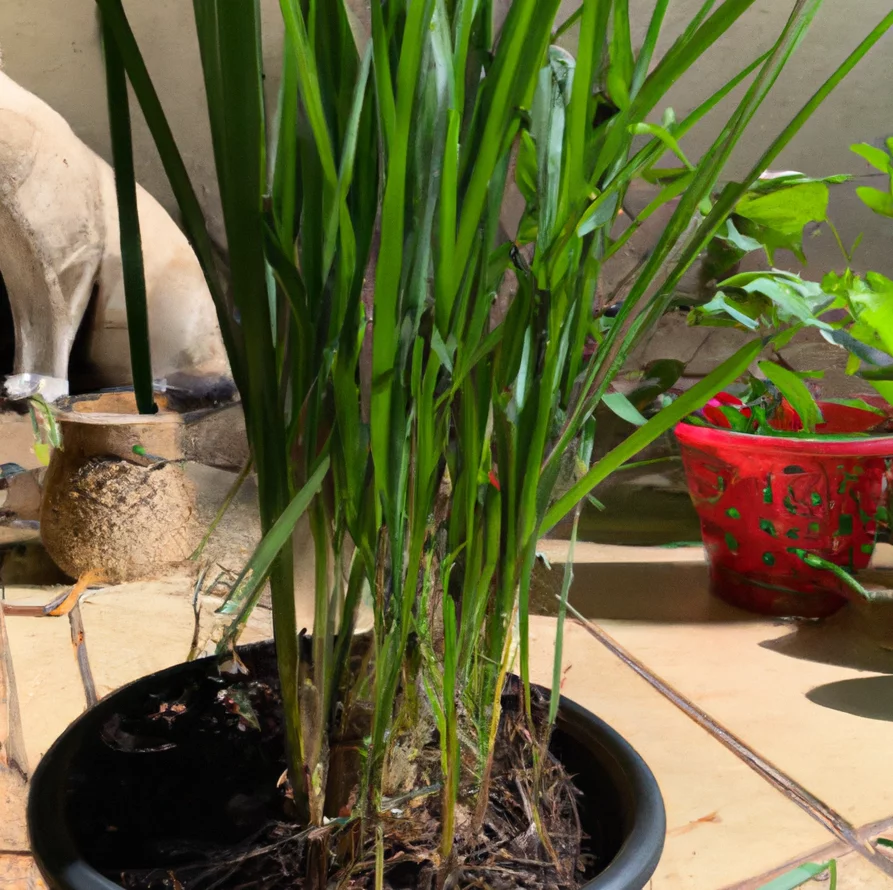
551 484 703 547
759 605 893 674
531 559 759 624
806 675 893 722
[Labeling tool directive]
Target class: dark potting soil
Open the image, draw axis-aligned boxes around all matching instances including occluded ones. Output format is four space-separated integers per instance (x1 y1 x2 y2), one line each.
64 645 606 890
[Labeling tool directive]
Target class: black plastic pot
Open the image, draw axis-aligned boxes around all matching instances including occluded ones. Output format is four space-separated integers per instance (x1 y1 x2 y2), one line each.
28 641 665 890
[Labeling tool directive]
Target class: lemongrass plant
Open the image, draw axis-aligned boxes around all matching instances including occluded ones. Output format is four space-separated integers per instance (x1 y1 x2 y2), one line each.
97 0 893 882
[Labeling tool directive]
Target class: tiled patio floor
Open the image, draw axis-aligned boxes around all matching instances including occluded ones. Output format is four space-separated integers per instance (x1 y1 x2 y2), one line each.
4 441 893 887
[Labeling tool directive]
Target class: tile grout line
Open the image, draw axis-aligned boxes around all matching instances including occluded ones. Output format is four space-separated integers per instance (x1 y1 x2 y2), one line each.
856 814 893 842
718 837 853 890
722 824 893 890
565 607 893 879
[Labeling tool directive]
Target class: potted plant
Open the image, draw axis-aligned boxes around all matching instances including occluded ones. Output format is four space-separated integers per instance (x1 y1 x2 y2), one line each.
676 161 893 618
27 1 893 888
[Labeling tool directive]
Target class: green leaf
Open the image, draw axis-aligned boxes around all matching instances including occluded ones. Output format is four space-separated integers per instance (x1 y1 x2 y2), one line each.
745 172 849 193
270 28 298 251
577 190 620 237
859 366 893 381
436 108 459 334
691 291 762 329
33 443 51 467
216 454 330 624
607 0 634 110
96 0 243 391
850 142 892 173
279 0 338 191
532 48 574 255
721 217 763 252
629 122 693 169
822 397 886 416
758 360 823 432
563 0 610 206
735 181 829 248
370 0 433 515
454 0 563 275
856 185 893 217
549 509 579 726
739 275 832 329
630 0 670 96
603 391 648 426
625 359 686 408
515 129 538 204
100 17 156 415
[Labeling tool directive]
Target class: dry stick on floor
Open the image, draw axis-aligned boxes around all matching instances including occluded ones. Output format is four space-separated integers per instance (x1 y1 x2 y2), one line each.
0 599 28 781
0 570 106 619
563 601 893 878
187 564 212 661
68 601 97 708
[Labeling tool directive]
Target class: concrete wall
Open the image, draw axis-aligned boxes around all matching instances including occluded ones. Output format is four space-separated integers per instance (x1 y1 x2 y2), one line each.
0 0 285 248
2 0 891 272
620 0 893 279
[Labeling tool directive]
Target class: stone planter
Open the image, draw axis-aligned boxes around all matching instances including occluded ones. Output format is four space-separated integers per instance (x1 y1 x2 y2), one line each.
39 391 210 583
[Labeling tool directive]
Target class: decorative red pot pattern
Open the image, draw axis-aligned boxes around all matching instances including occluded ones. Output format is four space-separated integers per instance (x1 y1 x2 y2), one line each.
675 421 893 618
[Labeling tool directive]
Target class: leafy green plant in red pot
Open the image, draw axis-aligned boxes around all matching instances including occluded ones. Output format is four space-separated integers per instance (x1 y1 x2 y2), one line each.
25 2 893 889
677 162 893 618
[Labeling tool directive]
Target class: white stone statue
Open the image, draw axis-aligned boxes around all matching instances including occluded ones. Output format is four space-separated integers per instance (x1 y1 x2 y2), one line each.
0 69 232 401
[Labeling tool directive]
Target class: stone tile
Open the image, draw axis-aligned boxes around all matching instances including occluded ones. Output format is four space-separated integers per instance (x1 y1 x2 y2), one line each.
874 542 893 569
529 617 835 889
2 589 87 770
536 541 707 566
0 770 29 851
77 570 271 698
532 541 893 622
728 846 893 889
0 853 47 889
569 555 893 825
828 854 893 890
531 542 748 623
76 572 199 698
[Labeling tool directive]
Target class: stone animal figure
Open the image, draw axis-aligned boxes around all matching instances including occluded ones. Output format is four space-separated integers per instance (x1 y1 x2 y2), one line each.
0 69 232 399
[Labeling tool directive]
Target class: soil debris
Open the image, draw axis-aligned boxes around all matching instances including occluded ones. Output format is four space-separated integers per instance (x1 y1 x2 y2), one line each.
66 646 597 890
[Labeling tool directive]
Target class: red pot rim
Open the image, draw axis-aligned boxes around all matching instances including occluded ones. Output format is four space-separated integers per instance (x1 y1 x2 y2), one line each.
674 420 893 458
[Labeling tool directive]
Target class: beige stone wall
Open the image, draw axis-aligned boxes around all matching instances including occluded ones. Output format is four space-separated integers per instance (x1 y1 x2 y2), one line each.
2 0 891 385
2 0 891 266
0 1 285 247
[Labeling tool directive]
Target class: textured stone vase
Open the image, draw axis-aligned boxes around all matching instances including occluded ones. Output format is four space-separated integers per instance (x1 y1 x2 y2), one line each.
39 392 204 583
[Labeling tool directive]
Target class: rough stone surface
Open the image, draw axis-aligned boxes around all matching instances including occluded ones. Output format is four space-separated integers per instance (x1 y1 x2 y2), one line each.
40 457 199 583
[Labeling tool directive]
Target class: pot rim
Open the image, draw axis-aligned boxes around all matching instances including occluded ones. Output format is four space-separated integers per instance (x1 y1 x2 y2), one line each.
675 419 893 458
52 390 237 428
28 641 666 890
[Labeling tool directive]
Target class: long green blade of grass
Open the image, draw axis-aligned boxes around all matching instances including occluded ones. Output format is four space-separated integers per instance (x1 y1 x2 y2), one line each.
216 454 331 649
195 0 309 821
100 16 155 414
93 0 245 392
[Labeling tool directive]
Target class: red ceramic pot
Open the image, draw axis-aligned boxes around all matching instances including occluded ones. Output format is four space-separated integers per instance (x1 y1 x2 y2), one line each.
675 420 893 618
